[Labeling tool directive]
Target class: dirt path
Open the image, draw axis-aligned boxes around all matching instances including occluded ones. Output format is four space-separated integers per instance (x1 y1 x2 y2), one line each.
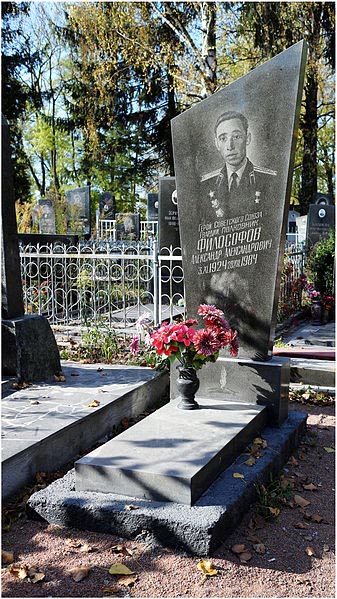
2 402 335 598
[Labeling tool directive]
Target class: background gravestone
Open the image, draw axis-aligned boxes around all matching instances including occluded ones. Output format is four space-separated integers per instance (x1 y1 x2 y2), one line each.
38 199 56 234
171 41 307 362
66 186 91 237
296 215 308 244
306 204 335 249
158 177 181 250
147 193 159 221
115 213 140 241
158 176 183 301
99 192 116 220
314 192 333 205
1 114 61 382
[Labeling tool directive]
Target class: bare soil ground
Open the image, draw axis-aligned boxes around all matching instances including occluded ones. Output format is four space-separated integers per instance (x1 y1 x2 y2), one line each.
1 401 335 599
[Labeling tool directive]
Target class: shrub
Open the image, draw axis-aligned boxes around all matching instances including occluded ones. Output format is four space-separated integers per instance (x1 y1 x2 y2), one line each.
306 229 335 295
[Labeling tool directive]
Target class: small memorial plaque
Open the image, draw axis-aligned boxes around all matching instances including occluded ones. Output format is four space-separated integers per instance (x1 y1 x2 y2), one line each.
171 41 307 361
147 193 159 220
115 213 140 241
306 204 335 248
99 192 116 220
159 177 181 250
66 186 91 236
38 199 56 234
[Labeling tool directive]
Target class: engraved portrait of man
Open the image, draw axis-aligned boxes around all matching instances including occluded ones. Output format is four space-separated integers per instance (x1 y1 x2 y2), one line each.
201 111 277 219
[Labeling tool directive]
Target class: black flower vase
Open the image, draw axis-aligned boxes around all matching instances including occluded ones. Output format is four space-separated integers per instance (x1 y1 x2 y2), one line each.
176 366 200 410
311 300 322 325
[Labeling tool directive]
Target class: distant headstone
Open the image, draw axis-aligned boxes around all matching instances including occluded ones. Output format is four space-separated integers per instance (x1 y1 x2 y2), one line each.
66 186 91 236
306 204 335 249
296 215 308 244
147 193 159 220
38 199 56 234
314 192 333 205
99 192 116 220
287 208 300 243
1 114 61 382
171 41 307 361
158 177 181 250
115 213 140 241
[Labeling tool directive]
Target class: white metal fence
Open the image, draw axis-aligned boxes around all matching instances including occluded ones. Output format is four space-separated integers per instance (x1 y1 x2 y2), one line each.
19 240 306 329
97 219 158 241
20 240 184 328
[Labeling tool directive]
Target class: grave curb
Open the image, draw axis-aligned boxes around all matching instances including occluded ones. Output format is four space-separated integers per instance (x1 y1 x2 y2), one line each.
27 410 307 556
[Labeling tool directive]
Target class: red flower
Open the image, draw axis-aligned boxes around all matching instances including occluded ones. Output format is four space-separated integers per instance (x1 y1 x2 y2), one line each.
204 313 230 330
229 330 239 357
198 304 224 317
193 328 220 356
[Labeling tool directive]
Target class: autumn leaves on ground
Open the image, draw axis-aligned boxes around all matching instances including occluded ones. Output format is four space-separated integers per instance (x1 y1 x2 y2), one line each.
1 400 335 598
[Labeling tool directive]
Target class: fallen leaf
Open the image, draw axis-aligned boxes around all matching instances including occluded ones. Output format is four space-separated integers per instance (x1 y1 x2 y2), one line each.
2 551 14 565
268 507 280 517
233 472 245 479
245 533 262 544
302 483 318 491
305 546 317 557
323 544 330 552
111 545 133 556
109 564 134 576
54 373 66 382
294 494 311 508
311 513 323 523
294 521 309 529
79 543 94 553
103 585 121 594
253 543 266 554
65 538 82 548
249 513 266 529
118 574 138 587
30 400 40 405
197 559 218 576
239 552 253 562
68 566 91 582
87 399 100 408
296 575 311 584
28 568 45 584
323 447 335 453
287 456 299 467
231 544 246 554
9 564 29 579
124 504 140 511
244 456 256 467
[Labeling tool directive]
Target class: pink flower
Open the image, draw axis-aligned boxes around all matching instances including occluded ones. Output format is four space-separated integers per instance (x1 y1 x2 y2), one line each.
198 304 224 317
130 335 140 353
229 330 239 357
193 328 220 356
204 313 230 330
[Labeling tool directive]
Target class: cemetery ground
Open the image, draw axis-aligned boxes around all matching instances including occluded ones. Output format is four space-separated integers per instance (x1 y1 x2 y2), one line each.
1 321 335 599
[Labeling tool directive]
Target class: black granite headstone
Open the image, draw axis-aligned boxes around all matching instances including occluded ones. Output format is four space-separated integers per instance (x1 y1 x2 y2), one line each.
306 204 335 249
38 199 56 234
171 41 307 362
99 192 116 220
66 186 91 236
147 193 159 220
314 192 333 205
115 213 140 241
158 177 181 250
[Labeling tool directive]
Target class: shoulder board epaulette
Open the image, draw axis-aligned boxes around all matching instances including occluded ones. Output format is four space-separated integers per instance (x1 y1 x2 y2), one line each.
253 165 277 176
200 168 222 183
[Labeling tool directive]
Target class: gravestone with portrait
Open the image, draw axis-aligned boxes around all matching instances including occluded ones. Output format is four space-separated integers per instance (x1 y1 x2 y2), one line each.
147 192 159 221
158 176 183 301
171 41 307 424
66 185 91 237
38 199 56 234
99 192 116 220
306 204 335 249
1 115 61 382
115 213 140 241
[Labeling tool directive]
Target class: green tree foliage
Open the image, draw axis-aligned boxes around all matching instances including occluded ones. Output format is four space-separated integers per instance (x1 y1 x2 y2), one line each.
238 1 335 213
306 229 335 295
1 1 31 201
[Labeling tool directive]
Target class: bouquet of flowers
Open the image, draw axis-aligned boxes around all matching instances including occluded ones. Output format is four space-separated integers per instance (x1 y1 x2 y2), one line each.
130 304 238 371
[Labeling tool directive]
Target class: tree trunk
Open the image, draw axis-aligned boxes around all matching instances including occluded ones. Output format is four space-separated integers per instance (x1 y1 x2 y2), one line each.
201 2 217 96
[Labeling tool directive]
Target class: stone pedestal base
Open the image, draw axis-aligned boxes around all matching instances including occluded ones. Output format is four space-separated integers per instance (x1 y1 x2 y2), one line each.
171 356 290 426
2 314 61 382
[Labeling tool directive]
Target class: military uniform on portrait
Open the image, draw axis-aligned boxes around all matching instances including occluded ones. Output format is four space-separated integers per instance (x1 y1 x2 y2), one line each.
200 158 277 220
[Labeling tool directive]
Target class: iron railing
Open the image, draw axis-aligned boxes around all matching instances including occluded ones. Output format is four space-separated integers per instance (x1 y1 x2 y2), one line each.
19 240 306 328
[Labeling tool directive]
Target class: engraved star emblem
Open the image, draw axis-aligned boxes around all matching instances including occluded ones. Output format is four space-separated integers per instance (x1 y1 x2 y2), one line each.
208 190 215 199
255 198 260 203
